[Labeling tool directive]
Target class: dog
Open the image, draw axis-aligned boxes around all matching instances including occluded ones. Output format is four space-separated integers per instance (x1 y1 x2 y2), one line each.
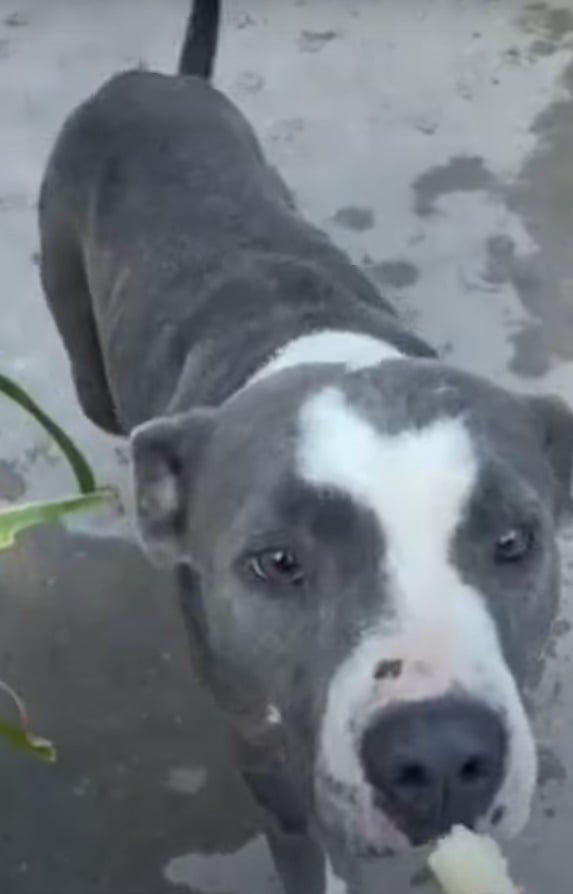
38 1 571 891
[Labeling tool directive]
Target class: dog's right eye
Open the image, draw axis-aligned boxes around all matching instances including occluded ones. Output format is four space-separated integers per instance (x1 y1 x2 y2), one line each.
248 549 305 588
493 524 535 564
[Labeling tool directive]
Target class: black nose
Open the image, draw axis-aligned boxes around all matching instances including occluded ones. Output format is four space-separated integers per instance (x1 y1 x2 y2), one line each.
360 696 506 844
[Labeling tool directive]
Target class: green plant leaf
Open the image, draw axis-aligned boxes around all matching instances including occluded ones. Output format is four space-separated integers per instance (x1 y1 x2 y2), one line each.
0 374 97 493
0 377 114 761
0 680 57 762
0 718 56 762
0 489 114 549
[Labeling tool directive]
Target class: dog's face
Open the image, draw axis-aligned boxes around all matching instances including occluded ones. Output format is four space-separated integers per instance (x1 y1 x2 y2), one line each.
131 360 571 856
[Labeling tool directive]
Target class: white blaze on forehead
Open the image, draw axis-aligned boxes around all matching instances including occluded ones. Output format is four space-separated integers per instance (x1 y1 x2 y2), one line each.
298 385 491 702
299 387 537 840
297 385 492 674
298 385 477 615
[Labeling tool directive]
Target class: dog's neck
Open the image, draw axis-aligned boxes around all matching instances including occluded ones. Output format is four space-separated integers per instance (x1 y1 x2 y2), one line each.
243 329 405 389
166 328 410 419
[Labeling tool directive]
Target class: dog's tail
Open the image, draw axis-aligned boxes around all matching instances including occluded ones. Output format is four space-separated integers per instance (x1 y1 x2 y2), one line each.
178 0 221 79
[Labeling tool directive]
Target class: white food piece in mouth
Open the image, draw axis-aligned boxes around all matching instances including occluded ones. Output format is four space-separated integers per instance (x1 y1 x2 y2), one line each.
429 826 520 894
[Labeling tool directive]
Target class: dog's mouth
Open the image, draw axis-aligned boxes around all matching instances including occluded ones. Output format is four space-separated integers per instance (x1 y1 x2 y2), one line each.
316 765 509 859
371 789 477 847
371 793 449 847
315 769 410 857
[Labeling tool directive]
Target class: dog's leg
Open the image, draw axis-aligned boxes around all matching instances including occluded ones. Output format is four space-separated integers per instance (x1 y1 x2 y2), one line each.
239 765 325 894
39 220 121 435
265 824 325 894
176 568 326 893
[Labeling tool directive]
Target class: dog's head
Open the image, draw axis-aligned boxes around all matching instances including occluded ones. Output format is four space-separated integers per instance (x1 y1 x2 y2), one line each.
130 360 571 855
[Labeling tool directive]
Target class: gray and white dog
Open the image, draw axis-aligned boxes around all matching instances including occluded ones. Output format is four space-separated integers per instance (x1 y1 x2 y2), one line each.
38 1 571 891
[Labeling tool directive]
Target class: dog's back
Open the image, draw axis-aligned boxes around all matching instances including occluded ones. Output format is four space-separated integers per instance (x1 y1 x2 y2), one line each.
39 1 423 434
39 1 293 428
39 0 284 316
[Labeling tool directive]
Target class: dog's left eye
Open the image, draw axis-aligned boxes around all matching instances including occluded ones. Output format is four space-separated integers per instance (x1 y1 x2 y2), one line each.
494 525 535 563
248 549 305 588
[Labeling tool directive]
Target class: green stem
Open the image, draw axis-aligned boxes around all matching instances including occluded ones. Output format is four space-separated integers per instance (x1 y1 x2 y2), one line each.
0 374 97 493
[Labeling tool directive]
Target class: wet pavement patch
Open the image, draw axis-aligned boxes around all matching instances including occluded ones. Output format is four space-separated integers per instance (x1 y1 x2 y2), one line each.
412 156 495 217
505 62 573 374
482 234 517 287
519 3 573 54
0 524 258 892
367 259 420 289
538 745 567 787
3 11 27 28
298 29 340 53
332 205 375 231
0 459 26 500
509 322 551 377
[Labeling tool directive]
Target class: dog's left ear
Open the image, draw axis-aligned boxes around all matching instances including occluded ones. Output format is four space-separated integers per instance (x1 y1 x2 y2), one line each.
525 394 573 514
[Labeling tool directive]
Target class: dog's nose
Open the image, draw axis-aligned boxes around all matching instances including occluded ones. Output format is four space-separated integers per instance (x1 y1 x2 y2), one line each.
360 696 506 844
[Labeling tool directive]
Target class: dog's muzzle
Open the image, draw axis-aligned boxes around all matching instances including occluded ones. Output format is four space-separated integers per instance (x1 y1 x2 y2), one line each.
360 695 507 844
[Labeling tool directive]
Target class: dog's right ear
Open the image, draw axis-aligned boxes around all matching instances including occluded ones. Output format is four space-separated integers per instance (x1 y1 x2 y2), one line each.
130 410 216 566
525 394 573 517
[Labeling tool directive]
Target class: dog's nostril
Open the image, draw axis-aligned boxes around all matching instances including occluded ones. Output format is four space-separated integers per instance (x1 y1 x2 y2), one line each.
374 658 403 681
395 762 430 790
459 755 488 784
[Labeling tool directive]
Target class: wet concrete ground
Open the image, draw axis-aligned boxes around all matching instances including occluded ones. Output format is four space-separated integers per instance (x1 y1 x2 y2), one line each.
1 0 573 891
